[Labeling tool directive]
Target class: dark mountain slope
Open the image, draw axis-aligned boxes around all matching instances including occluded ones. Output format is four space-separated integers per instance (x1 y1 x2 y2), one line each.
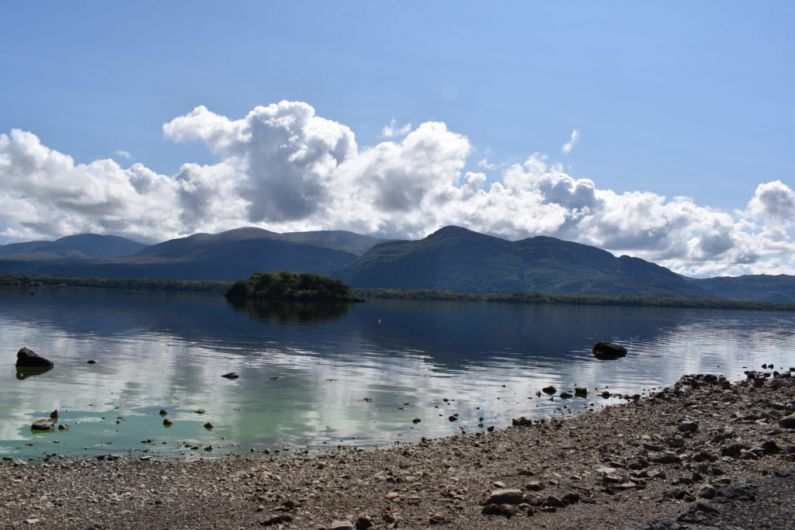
692 274 795 304
0 234 145 260
344 226 712 299
279 230 387 255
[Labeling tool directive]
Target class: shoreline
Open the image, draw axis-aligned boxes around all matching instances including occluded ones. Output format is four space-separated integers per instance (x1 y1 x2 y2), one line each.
2 371 793 529
2 275 795 312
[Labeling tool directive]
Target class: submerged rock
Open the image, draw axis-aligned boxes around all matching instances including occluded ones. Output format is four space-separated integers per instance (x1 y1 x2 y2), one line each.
222 371 240 379
592 342 627 360
16 347 54 368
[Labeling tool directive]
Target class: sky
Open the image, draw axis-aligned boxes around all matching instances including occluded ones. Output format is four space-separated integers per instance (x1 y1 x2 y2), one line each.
0 1 794 276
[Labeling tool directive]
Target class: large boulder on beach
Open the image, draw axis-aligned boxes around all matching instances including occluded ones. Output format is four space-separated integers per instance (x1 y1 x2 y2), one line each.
16 347 54 368
592 342 627 360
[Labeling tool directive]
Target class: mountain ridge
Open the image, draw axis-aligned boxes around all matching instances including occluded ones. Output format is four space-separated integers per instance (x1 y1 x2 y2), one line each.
0 226 792 303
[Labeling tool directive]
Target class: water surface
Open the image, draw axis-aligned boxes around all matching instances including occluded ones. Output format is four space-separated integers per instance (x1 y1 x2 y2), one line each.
1 287 793 459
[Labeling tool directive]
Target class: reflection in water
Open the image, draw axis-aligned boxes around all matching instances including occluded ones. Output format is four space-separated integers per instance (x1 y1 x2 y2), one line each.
16 366 54 380
0 287 793 459
229 299 353 323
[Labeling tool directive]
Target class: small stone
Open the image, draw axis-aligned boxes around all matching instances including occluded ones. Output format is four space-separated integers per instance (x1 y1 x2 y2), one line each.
162 418 173 427
542 386 557 395
574 387 588 398
429 513 449 525
385 491 399 500
412 417 421 424
697 484 717 499
261 514 293 526
779 414 795 429
481 503 518 517
678 421 698 433
222 371 240 379
650 452 681 464
49 410 58 420
86 359 96 364
559 392 573 399
487 488 523 505
194 408 206 414
203 422 214 429
159 409 168 416
355 515 373 530
525 481 545 491
329 520 354 530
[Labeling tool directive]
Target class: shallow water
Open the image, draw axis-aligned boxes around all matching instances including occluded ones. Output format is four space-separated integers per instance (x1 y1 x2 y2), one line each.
0 287 793 459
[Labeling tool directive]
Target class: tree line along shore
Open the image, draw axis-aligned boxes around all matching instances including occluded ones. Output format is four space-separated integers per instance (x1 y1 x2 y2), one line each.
2 272 795 312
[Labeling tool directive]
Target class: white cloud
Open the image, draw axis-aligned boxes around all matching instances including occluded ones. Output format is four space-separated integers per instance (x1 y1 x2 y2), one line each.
381 119 412 139
1 101 794 277
115 149 133 160
561 128 580 154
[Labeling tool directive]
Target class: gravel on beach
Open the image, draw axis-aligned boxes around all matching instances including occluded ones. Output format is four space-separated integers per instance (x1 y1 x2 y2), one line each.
1 370 794 530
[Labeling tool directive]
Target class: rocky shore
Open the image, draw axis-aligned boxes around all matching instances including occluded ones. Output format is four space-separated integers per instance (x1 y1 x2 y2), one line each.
1 371 794 530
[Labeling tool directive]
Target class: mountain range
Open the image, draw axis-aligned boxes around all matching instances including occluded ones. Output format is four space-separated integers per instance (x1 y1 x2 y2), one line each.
0 226 792 303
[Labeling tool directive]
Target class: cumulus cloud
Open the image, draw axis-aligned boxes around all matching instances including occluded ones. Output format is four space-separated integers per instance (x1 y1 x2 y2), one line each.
561 128 580 154
1 101 794 277
381 119 412 138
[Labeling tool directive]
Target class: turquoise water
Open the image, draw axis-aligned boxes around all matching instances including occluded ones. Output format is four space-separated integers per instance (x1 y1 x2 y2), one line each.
1 287 793 459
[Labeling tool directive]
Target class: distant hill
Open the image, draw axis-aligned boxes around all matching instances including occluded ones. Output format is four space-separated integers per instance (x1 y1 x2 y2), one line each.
691 274 795 304
3 226 794 303
279 230 387 255
135 227 385 258
0 228 358 281
342 226 712 299
0 234 145 260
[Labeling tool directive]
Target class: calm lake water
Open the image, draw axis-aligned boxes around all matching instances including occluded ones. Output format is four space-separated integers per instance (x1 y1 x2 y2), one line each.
1 287 793 459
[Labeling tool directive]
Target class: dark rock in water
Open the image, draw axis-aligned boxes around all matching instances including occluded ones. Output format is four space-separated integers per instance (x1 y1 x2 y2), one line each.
49 410 58 420
222 371 240 379
162 418 173 427
159 409 168 416
203 422 214 430
542 386 557 395
512 416 533 427
31 419 55 431
593 342 627 359
574 387 588 398
86 360 96 364
559 392 573 399
16 347 54 368
16 365 53 380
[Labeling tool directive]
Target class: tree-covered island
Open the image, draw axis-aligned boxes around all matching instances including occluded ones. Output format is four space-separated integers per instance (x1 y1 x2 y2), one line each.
224 271 363 302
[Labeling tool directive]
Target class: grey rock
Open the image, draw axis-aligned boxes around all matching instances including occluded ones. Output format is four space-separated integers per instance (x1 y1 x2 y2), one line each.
779 414 795 429
487 488 524 505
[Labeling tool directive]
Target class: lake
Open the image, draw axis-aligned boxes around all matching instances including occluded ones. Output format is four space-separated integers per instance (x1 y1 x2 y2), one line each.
1 287 793 459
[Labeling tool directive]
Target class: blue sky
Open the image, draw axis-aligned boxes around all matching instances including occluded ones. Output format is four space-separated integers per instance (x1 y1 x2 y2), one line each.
2 1 792 207
0 1 794 275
